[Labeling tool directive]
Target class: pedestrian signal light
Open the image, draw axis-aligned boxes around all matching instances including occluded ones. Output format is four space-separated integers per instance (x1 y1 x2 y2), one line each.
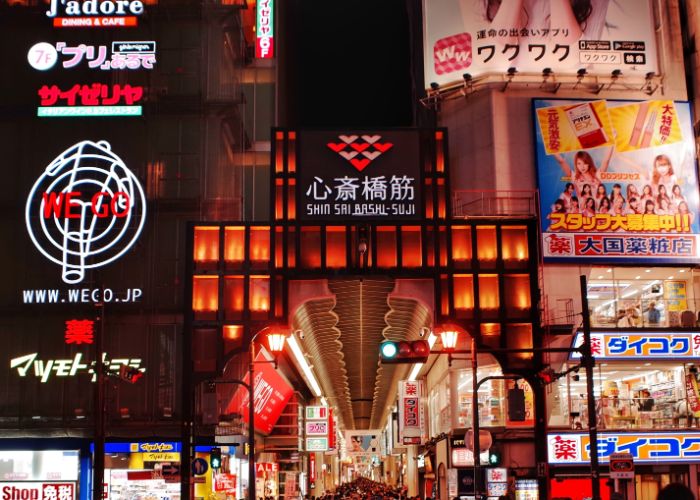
379 340 430 364
488 448 502 466
210 447 222 469
507 387 526 422
537 367 557 385
119 364 143 384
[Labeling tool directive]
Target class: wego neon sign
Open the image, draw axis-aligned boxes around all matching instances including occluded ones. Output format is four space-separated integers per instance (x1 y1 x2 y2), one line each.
25 140 146 284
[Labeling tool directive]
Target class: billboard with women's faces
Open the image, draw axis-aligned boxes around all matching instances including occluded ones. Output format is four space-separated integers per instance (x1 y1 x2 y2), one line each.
534 99 700 263
423 0 658 88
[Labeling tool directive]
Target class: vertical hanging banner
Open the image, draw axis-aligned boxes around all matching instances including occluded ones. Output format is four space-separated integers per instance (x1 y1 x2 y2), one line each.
256 0 274 58
423 0 658 88
398 380 424 445
535 99 700 263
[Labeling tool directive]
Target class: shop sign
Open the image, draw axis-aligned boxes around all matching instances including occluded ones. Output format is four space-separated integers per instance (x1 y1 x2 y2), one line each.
571 331 700 360
609 452 634 479
0 483 75 500
305 406 328 420
398 380 423 445
305 438 328 452
38 84 143 118
28 42 157 72
226 352 294 435
10 352 145 383
305 421 328 436
548 431 700 464
255 463 278 476
214 473 236 493
535 99 700 264
132 442 177 453
25 140 146 286
423 0 658 87
298 131 421 221
255 0 273 59
46 0 143 28
142 453 179 462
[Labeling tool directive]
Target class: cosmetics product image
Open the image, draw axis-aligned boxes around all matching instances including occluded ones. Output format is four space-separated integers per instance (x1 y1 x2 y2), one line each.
628 101 650 148
639 110 657 148
565 102 609 149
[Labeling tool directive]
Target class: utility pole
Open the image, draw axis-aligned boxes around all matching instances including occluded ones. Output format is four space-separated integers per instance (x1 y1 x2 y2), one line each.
580 275 601 500
93 301 105 500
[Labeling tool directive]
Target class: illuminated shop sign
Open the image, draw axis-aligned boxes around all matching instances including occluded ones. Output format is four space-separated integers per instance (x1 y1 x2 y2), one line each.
9 352 145 383
570 331 700 359
256 0 274 58
399 380 423 445
132 442 176 453
99 442 182 453
305 438 328 452
535 100 700 263
298 131 421 221
25 140 146 285
548 431 700 464
0 482 75 500
47 0 143 28
28 41 156 71
38 84 143 118
305 421 328 436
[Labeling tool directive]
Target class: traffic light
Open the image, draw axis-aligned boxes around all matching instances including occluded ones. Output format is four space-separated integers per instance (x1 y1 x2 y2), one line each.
507 387 526 422
379 340 430 364
488 448 502 466
210 447 222 469
118 364 143 384
537 367 557 385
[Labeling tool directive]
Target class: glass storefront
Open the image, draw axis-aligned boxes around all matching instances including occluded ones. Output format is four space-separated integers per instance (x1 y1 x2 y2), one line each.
586 266 699 328
0 449 81 500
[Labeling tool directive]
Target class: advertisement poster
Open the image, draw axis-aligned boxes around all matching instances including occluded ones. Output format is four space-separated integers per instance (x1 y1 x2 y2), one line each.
535 99 700 263
345 431 382 456
664 280 688 312
423 0 658 88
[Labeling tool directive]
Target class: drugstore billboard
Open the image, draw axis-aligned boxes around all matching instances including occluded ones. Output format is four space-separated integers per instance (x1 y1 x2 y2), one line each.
423 0 658 88
535 99 700 263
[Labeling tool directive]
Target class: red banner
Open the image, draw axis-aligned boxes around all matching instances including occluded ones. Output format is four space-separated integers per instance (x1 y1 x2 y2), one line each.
686 373 700 415
226 352 294 435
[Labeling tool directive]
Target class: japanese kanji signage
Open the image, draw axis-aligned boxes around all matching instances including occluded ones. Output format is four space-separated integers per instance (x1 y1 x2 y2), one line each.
38 84 144 118
0 482 75 500
256 0 274 58
226 352 294 435
398 380 424 445
548 432 700 464
570 331 700 360
423 0 658 87
304 405 329 450
535 99 700 263
298 131 421 221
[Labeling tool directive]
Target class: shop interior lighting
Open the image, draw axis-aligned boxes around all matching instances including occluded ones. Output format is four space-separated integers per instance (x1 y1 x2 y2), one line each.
287 335 322 397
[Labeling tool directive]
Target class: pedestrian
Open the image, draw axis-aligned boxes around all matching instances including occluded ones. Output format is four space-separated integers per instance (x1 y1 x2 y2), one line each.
657 482 695 500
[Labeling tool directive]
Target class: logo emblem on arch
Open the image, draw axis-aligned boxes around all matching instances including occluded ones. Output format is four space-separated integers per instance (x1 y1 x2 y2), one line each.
326 134 394 172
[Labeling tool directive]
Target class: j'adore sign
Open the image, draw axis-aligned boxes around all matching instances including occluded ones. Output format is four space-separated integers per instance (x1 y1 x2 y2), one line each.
297 130 422 221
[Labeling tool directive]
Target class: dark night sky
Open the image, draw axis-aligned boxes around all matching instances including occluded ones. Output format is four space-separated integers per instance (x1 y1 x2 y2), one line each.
283 0 416 129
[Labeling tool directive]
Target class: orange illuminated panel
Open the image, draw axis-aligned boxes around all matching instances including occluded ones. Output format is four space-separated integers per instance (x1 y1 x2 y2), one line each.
250 226 271 264
440 274 450 316
287 227 297 268
275 276 284 317
451 226 472 267
249 275 270 316
275 183 284 220
506 323 533 362
478 274 499 317
288 133 296 173
223 325 243 340
480 323 501 348
439 226 448 267
502 226 529 266
476 226 497 265
376 227 397 268
275 227 284 268
425 227 436 267
504 274 531 315
437 179 446 218
435 131 445 173
224 226 245 265
287 180 296 220
300 227 321 268
193 227 219 262
401 226 422 268
326 226 347 268
192 276 219 319
424 180 434 219
224 276 244 320
453 274 474 318
275 131 284 173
